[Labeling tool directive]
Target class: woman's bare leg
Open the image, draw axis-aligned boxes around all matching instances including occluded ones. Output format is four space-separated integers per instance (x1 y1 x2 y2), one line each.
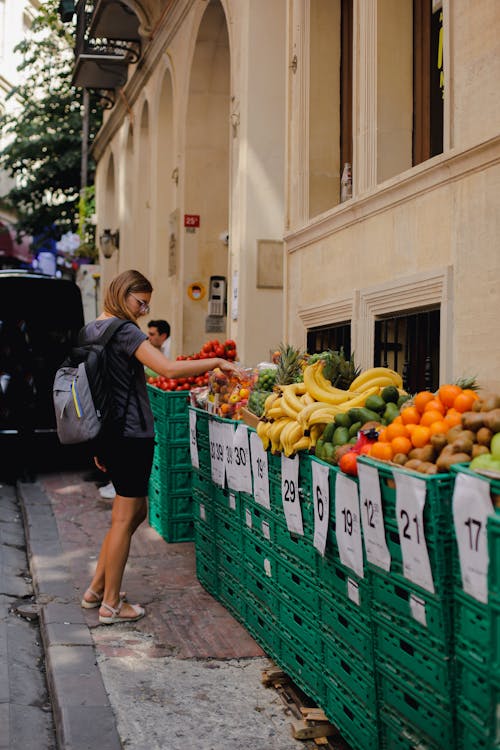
87 495 147 617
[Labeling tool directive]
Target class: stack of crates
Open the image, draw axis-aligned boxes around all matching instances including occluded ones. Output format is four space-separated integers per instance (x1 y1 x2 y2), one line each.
189 406 217 594
358 456 455 750
311 457 378 750
452 465 500 749
147 386 194 542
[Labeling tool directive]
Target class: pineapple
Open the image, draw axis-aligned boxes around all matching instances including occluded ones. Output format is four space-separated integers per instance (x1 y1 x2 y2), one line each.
274 343 304 385
454 375 479 391
320 348 360 390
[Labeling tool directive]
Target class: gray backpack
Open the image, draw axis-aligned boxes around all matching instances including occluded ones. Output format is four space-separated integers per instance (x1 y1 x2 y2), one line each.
53 319 130 445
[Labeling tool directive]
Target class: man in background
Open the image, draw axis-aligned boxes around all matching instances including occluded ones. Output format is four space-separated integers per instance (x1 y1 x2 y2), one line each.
147 319 171 358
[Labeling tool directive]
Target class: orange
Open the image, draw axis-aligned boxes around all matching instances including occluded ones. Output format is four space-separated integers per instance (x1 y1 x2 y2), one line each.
391 416 404 425
410 425 431 448
385 422 410 441
377 428 388 443
423 398 445 415
370 442 394 461
419 410 446 427
453 392 476 413
444 409 462 428
438 384 462 408
400 406 420 425
463 389 479 400
429 420 449 436
413 391 435 413
391 436 412 455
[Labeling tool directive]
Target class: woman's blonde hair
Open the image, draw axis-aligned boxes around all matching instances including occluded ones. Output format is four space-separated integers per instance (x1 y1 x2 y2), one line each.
103 269 153 323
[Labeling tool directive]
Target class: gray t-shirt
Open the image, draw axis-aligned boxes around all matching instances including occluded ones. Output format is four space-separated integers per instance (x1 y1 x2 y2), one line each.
84 317 154 438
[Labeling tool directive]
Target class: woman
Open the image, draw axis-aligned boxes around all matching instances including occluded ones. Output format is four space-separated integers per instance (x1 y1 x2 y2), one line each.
80 269 239 624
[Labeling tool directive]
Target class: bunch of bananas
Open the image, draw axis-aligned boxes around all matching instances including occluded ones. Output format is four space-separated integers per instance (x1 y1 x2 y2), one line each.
257 365 403 456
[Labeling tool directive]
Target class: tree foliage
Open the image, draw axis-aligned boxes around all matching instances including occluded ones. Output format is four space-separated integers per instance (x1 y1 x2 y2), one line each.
0 0 102 241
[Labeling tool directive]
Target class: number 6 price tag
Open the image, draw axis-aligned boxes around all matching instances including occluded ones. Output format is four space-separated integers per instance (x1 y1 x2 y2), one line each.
358 462 391 571
209 420 225 487
189 409 199 470
249 431 270 509
335 472 364 578
394 471 434 593
311 460 330 556
281 455 304 535
453 471 494 603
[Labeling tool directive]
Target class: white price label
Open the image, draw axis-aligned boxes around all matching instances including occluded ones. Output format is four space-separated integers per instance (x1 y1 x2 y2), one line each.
394 471 434 593
453 471 494 603
199 502 206 522
245 507 252 528
281 455 304 535
249 431 270 509
335 472 364 578
209 420 225 487
262 520 271 540
312 460 330 555
358 462 391 571
233 424 253 493
264 557 272 577
189 409 199 469
229 492 236 511
222 422 239 491
347 578 360 606
409 593 427 626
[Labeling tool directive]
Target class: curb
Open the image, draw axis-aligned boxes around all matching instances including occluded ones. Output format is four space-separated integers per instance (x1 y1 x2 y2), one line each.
17 481 122 750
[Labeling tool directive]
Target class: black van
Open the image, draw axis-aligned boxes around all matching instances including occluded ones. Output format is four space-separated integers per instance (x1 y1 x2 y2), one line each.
0 270 85 477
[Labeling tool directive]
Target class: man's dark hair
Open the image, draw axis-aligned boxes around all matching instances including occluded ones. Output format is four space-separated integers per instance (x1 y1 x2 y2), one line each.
148 319 170 338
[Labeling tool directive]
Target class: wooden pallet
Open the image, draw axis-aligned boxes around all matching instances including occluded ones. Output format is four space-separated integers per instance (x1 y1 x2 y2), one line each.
261 666 353 750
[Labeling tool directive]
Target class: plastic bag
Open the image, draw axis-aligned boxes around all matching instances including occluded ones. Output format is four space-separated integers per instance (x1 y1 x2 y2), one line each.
208 367 257 419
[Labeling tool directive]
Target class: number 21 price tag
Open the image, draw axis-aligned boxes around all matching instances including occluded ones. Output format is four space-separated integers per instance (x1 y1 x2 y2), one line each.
335 472 364 578
281 454 303 535
453 471 494 603
394 471 434 593
311 460 330 556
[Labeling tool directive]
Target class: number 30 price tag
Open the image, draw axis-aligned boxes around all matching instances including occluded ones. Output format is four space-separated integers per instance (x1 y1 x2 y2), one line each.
335 472 364 578
453 471 494 603
312 460 330 555
281 455 303 535
233 424 252 494
394 471 434 593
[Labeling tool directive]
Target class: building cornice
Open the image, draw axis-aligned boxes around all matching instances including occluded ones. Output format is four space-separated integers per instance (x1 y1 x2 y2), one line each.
285 133 500 253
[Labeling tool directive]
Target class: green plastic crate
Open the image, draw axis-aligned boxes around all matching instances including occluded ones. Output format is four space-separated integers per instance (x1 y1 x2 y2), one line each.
244 593 280 661
217 568 245 621
374 614 453 699
323 633 377 712
275 554 320 612
276 592 322 654
148 488 192 520
189 405 210 449
149 463 192 494
454 588 489 667
323 675 379 750
273 519 317 570
216 538 242 580
317 553 371 613
277 629 324 707
194 519 216 565
243 560 278 612
193 494 216 529
455 707 490 750
215 506 243 552
455 653 491 721
488 514 500 602
147 385 190 418
379 706 442 750
152 437 191 467
149 513 194 543
241 501 279 547
242 535 276 581
320 600 373 662
196 556 218 597
376 663 454 749
192 469 214 502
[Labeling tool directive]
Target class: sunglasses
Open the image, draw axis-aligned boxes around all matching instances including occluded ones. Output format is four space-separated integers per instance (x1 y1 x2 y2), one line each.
128 292 150 315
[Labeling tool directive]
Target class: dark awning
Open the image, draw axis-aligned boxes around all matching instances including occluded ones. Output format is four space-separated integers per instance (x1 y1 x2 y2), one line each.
89 0 141 41
0 222 32 263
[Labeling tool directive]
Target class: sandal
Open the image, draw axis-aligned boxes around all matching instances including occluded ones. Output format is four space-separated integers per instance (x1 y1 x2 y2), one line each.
81 588 127 609
99 600 145 625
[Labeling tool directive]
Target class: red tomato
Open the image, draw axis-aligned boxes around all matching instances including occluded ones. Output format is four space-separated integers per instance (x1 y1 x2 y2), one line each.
214 345 225 357
339 451 358 476
225 339 236 349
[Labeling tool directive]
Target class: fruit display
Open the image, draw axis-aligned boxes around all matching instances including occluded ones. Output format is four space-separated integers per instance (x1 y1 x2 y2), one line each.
256 364 405 457
146 338 237 392
208 367 257 419
334 384 500 477
247 366 277 418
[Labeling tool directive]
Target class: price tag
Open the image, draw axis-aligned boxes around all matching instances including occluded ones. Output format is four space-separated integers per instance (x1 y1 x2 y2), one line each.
335 472 364 578
262 520 271 540
452 471 494 603
394 471 434 593
409 593 427 626
281 455 304 535
232 424 253 493
209 420 225 487
245 507 252 528
311 460 330 555
222 422 238 491
229 493 236 511
358 462 391 571
249 431 270 509
264 557 272 577
199 502 206 522
347 578 360 606
189 409 199 469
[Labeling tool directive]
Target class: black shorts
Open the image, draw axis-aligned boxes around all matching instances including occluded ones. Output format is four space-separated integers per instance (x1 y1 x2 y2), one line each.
97 437 154 498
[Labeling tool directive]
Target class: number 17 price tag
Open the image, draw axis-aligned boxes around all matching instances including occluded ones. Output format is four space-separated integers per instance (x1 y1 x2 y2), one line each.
453 471 494 603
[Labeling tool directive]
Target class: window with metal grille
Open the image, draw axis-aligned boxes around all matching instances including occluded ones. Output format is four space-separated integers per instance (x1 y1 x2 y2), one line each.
374 308 440 394
307 322 351 357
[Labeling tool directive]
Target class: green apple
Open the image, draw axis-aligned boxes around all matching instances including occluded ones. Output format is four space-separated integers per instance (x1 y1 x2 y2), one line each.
491 433 500 459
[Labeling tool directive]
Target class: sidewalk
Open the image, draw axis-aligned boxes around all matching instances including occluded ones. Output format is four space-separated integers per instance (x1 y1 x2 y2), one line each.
18 473 308 750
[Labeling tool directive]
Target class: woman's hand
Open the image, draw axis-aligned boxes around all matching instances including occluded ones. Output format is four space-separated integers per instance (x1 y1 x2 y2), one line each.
94 456 107 473
216 358 244 378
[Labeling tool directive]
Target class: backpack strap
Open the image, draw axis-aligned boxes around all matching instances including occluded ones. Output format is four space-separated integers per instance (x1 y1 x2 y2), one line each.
77 318 129 347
